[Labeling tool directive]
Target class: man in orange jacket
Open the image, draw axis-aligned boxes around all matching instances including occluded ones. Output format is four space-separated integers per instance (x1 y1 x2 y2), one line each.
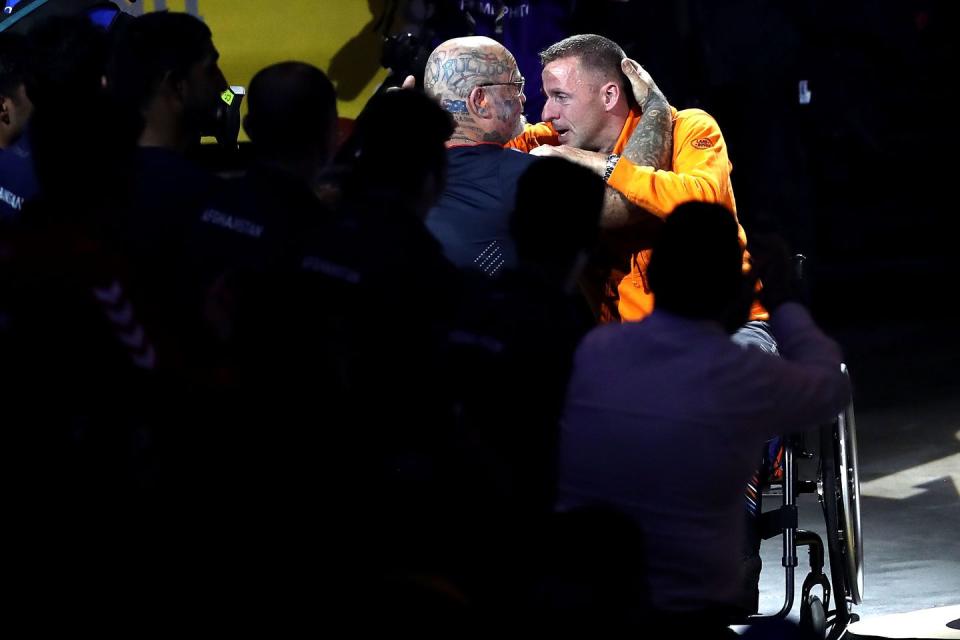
509 35 776 613
507 34 766 328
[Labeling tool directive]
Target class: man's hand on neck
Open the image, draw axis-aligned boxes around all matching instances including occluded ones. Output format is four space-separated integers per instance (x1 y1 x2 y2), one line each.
620 58 673 170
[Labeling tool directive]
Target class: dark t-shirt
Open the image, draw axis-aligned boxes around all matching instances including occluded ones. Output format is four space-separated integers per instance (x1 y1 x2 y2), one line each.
116 147 221 341
0 132 39 223
445 268 594 513
126 147 218 258
182 164 329 293
235 194 462 509
426 144 538 277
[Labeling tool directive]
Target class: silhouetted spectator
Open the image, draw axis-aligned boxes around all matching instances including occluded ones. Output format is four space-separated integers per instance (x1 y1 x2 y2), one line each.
105 11 228 334
556 202 850 629
0 33 39 224
26 15 131 220
0 32 34 221
226 90 460 587
1 17 165 602
0 32 30 150
181 61 338 343
440 156 603 613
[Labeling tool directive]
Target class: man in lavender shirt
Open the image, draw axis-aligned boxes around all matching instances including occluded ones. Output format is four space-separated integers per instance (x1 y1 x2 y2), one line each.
556 202 851 627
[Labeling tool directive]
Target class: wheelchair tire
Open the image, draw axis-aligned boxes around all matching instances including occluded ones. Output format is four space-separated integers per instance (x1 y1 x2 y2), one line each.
820 430 850 638
819 372 864 608
800 595 827 637
819 378 864 639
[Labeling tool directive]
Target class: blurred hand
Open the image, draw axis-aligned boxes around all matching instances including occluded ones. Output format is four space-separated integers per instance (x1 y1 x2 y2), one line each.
386 75 417 92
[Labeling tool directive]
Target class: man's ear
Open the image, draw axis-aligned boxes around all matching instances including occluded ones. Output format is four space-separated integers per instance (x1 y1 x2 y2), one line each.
601 81 621 112
0 95 10 125
159 70 186 106
468 86 491 119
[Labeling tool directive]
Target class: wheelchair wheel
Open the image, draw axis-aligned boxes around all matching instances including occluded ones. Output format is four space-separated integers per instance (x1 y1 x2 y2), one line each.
819 365 864 616
800 595 827 637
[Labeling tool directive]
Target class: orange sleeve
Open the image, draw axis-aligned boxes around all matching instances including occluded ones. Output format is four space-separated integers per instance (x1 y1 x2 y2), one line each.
607 109 736 218
609 109 767 322
505 121 559 152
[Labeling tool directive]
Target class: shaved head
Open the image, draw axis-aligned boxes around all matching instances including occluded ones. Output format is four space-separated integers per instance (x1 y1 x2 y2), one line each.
423 37 526 145
424 36 518 100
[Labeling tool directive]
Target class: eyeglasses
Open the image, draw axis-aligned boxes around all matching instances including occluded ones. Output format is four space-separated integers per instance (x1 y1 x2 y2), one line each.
476 77 525 97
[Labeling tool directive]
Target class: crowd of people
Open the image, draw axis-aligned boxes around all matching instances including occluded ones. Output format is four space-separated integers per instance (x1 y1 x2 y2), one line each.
1 10 850 636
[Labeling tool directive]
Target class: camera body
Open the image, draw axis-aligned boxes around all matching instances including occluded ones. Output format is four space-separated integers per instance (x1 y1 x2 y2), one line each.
380 31 430 90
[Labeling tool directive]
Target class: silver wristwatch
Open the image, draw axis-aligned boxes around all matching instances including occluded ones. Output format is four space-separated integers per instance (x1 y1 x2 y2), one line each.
603 153 621 182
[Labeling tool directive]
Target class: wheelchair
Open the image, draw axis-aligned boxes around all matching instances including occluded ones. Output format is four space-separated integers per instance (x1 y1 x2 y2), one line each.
747 364 864 639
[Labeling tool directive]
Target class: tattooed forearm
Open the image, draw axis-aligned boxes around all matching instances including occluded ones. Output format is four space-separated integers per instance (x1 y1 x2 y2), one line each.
601 187 664 239
602 188 634 229
622 91 673 170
